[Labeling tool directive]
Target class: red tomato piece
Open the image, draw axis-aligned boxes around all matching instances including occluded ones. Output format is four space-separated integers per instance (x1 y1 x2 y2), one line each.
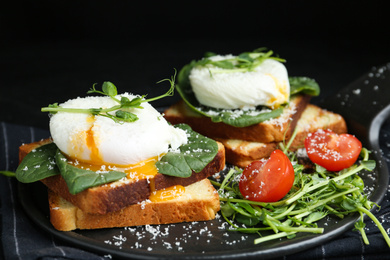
239 149 295 202
304 129 362 172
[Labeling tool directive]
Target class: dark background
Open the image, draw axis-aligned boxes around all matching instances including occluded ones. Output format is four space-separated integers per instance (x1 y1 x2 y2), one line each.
1 0 389 130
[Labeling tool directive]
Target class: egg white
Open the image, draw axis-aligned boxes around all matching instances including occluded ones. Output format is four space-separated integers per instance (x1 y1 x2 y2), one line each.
49 93 188 166
189 56 290 109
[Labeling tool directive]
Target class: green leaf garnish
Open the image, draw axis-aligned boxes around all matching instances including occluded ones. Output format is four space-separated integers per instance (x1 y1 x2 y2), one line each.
115 110 139 122
55 149 126 195
102 81 118 96
203 106 285 127
289 77 320 96
155 124 219 177
15 143 60 183
197 48 285 74
14 142 126 194
41 72 176 123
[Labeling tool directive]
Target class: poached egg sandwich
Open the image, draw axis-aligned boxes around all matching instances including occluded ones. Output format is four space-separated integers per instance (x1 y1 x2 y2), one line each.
15 78 225 230
164 48 321 167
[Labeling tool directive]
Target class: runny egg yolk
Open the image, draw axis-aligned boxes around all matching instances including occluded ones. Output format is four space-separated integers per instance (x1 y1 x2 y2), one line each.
265 73 289 108
67 115 161 180
68 153 185 202
85 125 102 164
67 155 160 179
149 185 185 202
67 115 106 167
66 115 185 202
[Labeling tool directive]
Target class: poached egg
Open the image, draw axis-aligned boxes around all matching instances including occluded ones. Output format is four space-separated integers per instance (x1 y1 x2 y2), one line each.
49 93 188 168
189 55 290 110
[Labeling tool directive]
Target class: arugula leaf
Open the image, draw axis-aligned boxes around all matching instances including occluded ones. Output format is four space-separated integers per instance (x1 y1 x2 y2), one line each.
362 160 376 171
221 202 236 218
176 49 320 127
55 150 126 195
15 143 60 183
236 212 261 226
155 124 219 177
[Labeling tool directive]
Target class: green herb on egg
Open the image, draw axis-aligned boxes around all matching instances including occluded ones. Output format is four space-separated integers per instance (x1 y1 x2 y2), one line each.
176 48 320 127
41 73 176 123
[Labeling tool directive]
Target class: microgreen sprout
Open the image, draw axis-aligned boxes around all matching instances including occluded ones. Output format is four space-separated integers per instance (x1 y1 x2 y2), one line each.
0 171 16 177
196 48 285 75
41 72 176 123
211 147 390 247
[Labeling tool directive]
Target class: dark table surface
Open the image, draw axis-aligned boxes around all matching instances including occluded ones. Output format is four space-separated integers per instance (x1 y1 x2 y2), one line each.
2 1 390 130
1 1 390 259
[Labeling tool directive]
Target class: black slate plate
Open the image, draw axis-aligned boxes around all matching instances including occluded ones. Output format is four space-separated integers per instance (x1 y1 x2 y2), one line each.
18 64 390 259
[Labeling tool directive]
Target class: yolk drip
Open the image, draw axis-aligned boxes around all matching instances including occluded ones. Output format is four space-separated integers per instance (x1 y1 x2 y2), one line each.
265 73 288 108
67 115 161 180
125 156 160 180
85 125 103 165
68 155 184 202
67 155 160 181
66 115 185 202
149 185 185 202
68 115 105 166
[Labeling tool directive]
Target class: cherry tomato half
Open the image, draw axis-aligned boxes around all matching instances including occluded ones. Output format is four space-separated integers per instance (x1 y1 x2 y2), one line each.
239 149 295 202
304 129 362 172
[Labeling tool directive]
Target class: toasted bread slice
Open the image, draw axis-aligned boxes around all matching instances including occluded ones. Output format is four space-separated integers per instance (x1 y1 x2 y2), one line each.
48 178 220 231
163 94 311 143
215 139 277 168
218 104 347 168
19 139 225 215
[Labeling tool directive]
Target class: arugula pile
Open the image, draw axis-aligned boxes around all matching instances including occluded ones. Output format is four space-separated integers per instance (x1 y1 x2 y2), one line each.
176 48 320 127
211 148 390 246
